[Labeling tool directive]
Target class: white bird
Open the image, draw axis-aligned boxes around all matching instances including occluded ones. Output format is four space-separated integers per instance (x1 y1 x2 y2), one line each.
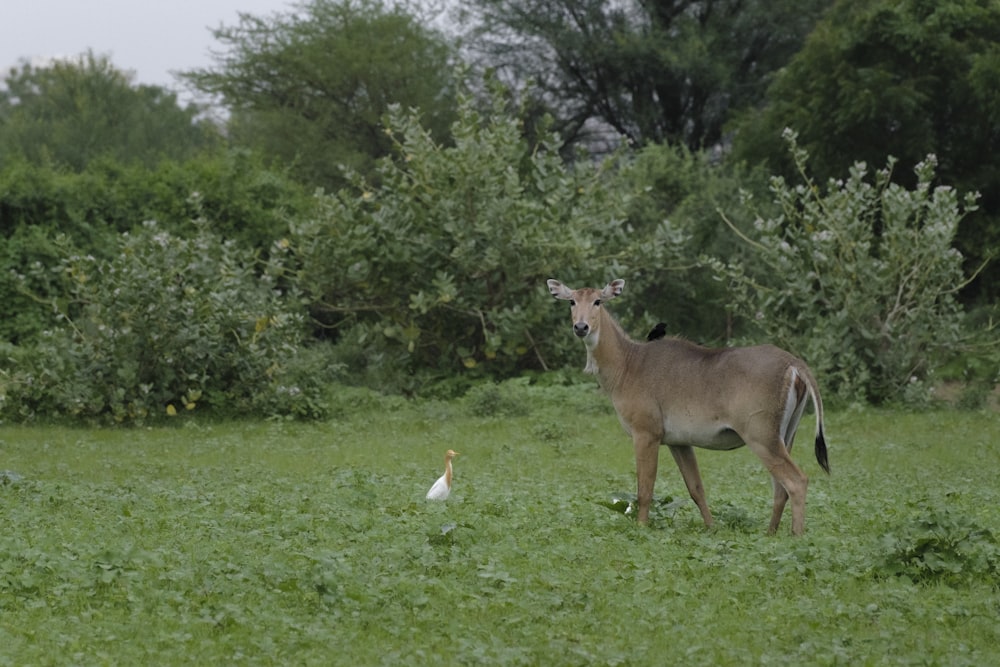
426 449 459 500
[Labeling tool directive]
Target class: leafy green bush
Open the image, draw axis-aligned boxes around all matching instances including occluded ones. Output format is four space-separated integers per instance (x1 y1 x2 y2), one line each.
291 86 630 391
1 222 335 423
0 151 315 248
322 383 410 419
620 142 769 343
0 227 82 344
464 381 531 418
877 500 1000 587
937 303 1000 409
710 131 976 404
0 152 317 344
461 376 611 420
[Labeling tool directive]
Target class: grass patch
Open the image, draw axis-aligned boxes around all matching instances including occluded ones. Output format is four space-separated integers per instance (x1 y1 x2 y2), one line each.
2 398 999 665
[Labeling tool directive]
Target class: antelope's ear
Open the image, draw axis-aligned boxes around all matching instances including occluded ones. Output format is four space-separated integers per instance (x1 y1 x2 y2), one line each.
602 279 625 300
547 279 574 300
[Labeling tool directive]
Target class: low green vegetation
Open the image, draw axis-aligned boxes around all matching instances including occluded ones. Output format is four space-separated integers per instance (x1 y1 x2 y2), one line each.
3 390 998 665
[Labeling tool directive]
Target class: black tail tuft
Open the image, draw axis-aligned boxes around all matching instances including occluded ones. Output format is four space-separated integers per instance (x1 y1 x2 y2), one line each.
815 427 830 474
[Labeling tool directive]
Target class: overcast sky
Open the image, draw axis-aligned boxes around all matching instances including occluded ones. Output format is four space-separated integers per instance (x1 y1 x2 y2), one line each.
1 0 298 95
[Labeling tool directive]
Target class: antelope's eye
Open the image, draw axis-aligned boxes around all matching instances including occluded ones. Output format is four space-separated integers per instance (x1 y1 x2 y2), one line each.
594 299 602 306
569 300 576 306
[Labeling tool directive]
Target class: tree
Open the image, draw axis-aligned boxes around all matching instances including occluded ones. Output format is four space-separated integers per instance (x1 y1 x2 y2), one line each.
732 0 1000 301
616 142 769 344
0 52 217 170
183 0 460 190
711 133 976 405
290 85 630 392
460 0 833 151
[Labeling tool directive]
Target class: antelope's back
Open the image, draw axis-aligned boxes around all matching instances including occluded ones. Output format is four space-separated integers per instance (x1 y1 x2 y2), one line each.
636 339 806 412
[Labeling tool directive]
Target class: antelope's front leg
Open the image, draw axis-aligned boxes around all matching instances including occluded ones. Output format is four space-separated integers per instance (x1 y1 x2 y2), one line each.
668 445 714 528
632 432 660 524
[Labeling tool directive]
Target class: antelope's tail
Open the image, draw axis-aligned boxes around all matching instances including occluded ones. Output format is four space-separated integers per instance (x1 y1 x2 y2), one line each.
805 370 830 474
815 422 829 474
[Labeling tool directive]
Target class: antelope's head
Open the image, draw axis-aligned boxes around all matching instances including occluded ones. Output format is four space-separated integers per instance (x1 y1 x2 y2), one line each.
546 279 625 344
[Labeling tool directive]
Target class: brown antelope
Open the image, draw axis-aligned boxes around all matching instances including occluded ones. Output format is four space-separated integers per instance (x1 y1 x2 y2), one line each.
547 278 829 535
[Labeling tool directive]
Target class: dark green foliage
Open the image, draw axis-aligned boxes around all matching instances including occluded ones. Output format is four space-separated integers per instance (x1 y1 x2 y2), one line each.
711 134 974 405
0 151 314 245
0 0 997 416
183 0 459 190
0 52 217 170
734 0 1000 183
136 150 319 249
291 88 631 391
0 157 124 241
0 223 335 423
732 0 1000 302
0 153 317 343
463 0 833 150
0 227 80 345
619 142 770 343
463 381 531 418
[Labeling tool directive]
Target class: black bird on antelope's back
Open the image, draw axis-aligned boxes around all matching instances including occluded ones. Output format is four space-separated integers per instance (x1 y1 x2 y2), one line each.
647 322 667 342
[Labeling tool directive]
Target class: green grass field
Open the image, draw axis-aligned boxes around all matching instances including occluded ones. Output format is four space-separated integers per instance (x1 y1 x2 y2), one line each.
2 388 999 665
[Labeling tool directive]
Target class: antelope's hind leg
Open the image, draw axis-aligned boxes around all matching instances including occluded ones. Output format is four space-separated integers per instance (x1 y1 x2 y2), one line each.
768 414 801 534
765 375 810 534
752 438 808 536
768 477 790 535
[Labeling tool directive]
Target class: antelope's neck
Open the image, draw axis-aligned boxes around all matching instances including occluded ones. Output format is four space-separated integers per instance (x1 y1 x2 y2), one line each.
586 314 636 392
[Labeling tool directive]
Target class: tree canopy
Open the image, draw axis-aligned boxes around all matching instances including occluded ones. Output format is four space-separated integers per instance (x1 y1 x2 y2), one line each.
183 0 460 190
0 52 217 170
460 0 833 151
732 0 1000 300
